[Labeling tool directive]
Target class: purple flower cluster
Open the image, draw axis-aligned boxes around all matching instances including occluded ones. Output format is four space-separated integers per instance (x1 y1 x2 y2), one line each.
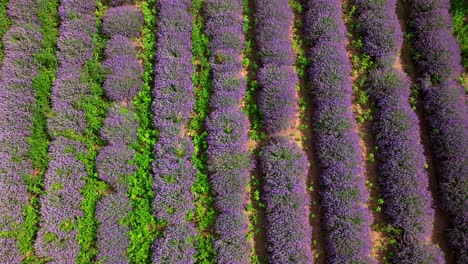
260 137 312 264
151 1 197 262
103 6 143 39
255 1 312 262
407 0 468 262
35 0 97 262
0 1 42 262
255 0 296 134
304 1 374 262
95 4 143 263
353 0 444 262
204 0 251 262
35 138 87 263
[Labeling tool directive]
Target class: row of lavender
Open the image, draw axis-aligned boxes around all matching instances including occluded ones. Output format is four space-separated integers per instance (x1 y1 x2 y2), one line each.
151 0 197 262
34 0 97 262
407 0 467 262
304 0 374 262
255 0 312 262
95 1 144 263
353 0 445 262
204 0 251 262
0 0 42 262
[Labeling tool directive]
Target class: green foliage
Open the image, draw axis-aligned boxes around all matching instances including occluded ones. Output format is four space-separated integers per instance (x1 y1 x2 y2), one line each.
190 1 216 262
75 1 110 262
127 1 159 263
451 0 468 69
0 0 10 63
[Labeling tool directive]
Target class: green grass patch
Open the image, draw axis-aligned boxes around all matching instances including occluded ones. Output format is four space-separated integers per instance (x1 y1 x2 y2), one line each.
0 0 10 63
127 1 159 263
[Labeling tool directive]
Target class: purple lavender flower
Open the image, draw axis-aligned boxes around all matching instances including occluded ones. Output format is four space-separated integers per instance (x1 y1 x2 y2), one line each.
103 6 143 39
305 0 374 262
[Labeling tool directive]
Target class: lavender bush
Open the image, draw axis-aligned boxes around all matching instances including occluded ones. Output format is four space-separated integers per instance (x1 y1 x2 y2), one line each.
95 4 142 263
304 1 374 262
353 0 444 262
103 6 143 39
151 1 197 263
255 0 312 262
407 0 468 262
0 0 42 262
260 137 312 264
35 1 97 262
204 0 251 262
35 138 87 263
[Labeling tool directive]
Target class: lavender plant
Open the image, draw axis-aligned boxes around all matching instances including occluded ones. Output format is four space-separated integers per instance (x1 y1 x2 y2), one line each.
353 0 444 262
407 0 468 262
204 0 251 262
255 0 313 262
304 1 374 262
151 1 197 262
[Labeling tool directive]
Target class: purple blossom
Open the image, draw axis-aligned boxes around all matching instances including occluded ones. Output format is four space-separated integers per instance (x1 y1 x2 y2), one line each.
151 1 197 262
95 2 142 262
96 194 131 264
35 137 87 263
407 2 468 260
103 6 143 39
105 35 137 58
353 0 445 262
260 137 312 264
204 0 252 262
103 55 143 102
36 1 98 261
305 0 374 262
0 1 43 261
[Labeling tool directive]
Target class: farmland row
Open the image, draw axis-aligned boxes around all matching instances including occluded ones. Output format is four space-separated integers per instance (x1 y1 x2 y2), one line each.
255 0 312 263
34 0 101 262
350 0 444 262
405 0 467 263
204 0 251 262
151 0 197 262
95 2 144 263
304 0 374 262
0 0 52 262
0 0 466 263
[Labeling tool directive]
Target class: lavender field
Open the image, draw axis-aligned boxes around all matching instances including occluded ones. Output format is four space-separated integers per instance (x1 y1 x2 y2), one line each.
0 0 466 263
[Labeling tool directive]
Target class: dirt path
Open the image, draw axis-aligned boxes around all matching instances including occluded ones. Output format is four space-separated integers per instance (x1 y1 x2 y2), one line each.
396 1 454 262
291 5 327 263
342 1 388 262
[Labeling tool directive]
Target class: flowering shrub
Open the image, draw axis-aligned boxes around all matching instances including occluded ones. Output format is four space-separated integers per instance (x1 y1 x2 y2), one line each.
407 0 467 262
353 0 444 262
0 0 43 262
103 6 143 39
204 0 251 262
304 0 374 262
255 1 312 263
35 0 97 261
151 1 197 263
260 137 312 264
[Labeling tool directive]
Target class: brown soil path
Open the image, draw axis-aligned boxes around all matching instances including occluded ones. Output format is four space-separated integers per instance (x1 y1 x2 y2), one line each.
342 1 388 263
396 1 454 262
